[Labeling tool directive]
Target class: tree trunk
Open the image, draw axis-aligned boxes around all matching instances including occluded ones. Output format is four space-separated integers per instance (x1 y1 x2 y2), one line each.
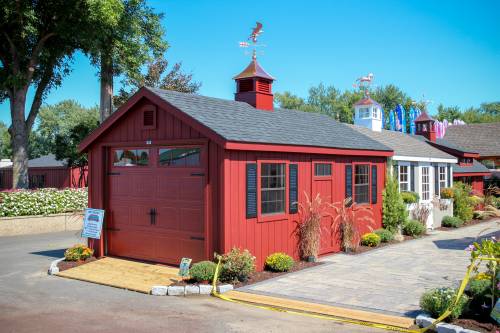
100 53 114 122
9 89 29 189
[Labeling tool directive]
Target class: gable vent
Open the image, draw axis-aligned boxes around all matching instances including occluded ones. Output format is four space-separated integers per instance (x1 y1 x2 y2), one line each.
143 109 156 129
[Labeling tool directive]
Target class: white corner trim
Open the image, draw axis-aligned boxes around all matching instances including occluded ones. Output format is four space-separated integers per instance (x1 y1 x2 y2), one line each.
393 155 457 163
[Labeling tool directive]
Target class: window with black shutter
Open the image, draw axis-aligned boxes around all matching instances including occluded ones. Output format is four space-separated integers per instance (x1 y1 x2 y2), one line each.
371 165 377 204
289 164 298 214
434 165 439 196
345 165 352 199
410 164 416 192
246 163 257 218
447 166 452 187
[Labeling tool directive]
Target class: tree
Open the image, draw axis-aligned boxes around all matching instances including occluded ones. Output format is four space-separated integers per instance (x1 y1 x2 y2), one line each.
0 0 99 188
0 122 11 159
114 57 201 108
435 104 462 121
274 91 307 110
382 172 407 233
86 0 167 121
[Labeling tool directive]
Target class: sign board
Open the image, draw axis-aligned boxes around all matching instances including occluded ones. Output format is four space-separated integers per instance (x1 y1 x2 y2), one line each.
81 208 105 239
178 258 192 277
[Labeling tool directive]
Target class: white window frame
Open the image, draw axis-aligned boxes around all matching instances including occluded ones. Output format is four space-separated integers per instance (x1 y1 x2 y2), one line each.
438 165 447 193
398 164 410 192
421 166 430 201
359 107 370 119
372 107 379 119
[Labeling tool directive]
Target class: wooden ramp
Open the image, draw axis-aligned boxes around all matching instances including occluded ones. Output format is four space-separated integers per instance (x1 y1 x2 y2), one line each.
225 290 414 329
56 257 181 293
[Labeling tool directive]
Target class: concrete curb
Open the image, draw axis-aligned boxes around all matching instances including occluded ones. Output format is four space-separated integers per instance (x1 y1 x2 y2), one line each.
48 257 65 275
416 314 480 333
150 284 233 296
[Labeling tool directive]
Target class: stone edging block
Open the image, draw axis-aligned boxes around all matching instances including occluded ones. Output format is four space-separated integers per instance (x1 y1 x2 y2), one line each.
150 283 234 296
48 257 65 275
416 314 480 333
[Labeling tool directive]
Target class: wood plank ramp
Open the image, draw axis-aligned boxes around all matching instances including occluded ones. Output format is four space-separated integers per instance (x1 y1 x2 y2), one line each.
224 290 414 329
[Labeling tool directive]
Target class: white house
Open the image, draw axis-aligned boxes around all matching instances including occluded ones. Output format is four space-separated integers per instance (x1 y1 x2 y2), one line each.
350 96 457 228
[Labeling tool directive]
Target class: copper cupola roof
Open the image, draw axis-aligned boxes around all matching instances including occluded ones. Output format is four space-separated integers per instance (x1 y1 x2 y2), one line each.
415 111 434 122
233 57 275 81
354 96 381 107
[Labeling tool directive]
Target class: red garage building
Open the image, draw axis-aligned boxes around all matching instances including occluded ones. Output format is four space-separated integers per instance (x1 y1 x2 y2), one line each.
79 58 392 268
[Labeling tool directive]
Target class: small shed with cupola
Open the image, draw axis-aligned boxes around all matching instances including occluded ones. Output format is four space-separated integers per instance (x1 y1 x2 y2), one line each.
79 56 393 269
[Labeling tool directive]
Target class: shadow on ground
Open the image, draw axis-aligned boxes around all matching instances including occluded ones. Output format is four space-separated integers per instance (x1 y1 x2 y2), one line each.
30 249 66 258
433 230 499 250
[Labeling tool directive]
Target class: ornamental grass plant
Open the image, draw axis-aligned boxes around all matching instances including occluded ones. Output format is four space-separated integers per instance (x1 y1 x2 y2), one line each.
296 192 326 259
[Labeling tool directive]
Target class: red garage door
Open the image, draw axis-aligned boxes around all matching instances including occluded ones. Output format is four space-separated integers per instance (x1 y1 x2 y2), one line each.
106 146 205 264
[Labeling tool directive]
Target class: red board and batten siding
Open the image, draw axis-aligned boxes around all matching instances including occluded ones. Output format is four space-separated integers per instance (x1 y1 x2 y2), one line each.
0 167 87 190
221 150 386 269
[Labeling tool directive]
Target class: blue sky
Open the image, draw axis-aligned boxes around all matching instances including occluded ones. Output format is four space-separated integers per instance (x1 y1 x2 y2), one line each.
1 0 499 126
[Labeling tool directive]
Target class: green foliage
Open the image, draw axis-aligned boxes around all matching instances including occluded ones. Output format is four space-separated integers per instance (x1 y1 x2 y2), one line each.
64 244 94 261
453 182 474 222
382 174 408 233
374 228 394 243
468 238 499 309
361 233 381 247
0 188 87 217
219 248 256 283
0 122 11 159
402 220 426 237
189 261 216 282
420 287 468 321
401 191 419 204
265 252 294 272
436 103 500 123
442 216 464 228
468 279 493 315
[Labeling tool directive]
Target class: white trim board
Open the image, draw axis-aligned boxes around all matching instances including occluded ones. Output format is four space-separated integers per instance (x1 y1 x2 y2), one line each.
393 155 457 163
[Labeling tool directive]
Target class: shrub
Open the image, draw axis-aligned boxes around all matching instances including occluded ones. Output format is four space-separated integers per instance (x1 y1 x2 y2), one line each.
442 216 464 228
189 261 216 282
374 228 394 243
382 174 408 233
64 244 94 261
420 287 468 321
265 252 294 272
0 188 87 217
361 233 381 247
402 219 426 237
219 248 255 283
440 188 454 199
453 182 474 222
469 195 484 208
401 191 419 204
468 279 492 314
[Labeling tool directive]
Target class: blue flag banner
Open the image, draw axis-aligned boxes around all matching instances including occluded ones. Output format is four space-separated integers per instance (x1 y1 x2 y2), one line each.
395 104 403 132
389 110 395 131
381 108 385 129
400 105 407 133
410 107 417 134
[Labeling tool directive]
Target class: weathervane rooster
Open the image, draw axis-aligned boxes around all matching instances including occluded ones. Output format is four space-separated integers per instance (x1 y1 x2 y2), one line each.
239 22 265 59
354 73 374 96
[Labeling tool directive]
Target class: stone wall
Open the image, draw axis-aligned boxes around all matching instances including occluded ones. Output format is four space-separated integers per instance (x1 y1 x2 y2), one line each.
0 212 83 236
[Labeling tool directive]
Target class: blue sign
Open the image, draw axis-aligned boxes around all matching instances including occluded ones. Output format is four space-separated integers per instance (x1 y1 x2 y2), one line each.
178 258 192 277
81 208 105 239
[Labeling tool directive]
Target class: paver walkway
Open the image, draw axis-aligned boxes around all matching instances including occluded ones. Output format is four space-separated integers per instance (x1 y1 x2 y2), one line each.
241 219 499 317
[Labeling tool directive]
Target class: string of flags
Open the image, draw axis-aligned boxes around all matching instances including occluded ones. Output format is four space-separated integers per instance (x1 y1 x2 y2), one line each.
386 105 465 138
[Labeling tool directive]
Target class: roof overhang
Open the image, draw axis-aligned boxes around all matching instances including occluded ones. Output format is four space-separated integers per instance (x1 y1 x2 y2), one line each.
454 172 491 177
225 141 394 157
392 155 457 163
428 142 479 158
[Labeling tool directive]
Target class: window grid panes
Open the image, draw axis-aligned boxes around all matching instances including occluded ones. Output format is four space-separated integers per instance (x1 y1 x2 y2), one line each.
159 147 200 167
399 165 409 192
261 163 286 215
113 149 149 167
421 167 430 200
314 163 332 177
354 164 370 204
372 107 378 119
439 166 447 191
359 108 370 118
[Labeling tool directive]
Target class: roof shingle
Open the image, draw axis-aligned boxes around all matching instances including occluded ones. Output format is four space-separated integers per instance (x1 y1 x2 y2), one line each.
444 123 500 157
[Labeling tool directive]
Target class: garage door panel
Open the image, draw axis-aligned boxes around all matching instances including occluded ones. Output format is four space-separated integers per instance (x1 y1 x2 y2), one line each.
157 178 180 200
108 231 155 259
155 236 181 263
179 178 203 201
109 205 130 228
180 239 205 263
156 206 180 231
129 205 152 228
180 207 204 233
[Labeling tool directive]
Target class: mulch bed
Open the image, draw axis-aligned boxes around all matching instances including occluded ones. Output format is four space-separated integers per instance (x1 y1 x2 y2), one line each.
57 257 98 272
437 217 496 231
451 317 499 333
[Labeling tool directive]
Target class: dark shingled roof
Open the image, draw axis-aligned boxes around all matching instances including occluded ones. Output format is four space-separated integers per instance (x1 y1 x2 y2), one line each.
147 87 392 152
444 123 500 157
454 159 490 174
348 125 456 160
434 138 478 154
0 154 67 169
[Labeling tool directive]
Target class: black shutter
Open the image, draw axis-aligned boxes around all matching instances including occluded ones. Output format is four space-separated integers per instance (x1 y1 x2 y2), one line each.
447 166 452 187
393 163 399 181
434 165 439 196
289 164 298 214
345 165 353 199
246 163 257 218
410 164 416 192
371 165 377 204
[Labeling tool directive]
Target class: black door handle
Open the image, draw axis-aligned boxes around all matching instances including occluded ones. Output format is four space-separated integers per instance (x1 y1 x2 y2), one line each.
148 208 157 225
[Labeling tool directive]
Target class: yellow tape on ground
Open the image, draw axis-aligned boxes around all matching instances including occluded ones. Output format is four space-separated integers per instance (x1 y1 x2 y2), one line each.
210 257 499 333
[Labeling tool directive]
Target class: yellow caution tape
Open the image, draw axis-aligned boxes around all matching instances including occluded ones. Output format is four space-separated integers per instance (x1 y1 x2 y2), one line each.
211 256 499 333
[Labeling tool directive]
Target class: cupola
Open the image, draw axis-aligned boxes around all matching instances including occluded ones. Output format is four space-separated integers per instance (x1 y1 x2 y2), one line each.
234 53 275 111
415 111 436 142
353 94 383 132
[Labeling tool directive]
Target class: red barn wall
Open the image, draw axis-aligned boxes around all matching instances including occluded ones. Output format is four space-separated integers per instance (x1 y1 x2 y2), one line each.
221 150 386 269
0 167 77 190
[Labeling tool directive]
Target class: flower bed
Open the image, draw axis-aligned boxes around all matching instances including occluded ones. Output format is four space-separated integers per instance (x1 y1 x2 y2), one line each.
437 216 496 231
57 256 97 272
0 188 87 217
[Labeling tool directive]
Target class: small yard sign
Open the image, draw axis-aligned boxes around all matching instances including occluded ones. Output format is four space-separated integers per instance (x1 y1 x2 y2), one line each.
178 258 192 277
81 208 105 239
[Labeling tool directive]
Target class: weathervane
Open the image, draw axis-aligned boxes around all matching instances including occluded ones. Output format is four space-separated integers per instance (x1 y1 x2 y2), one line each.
412 94 433 112
239 22 265 60
353 73 374 97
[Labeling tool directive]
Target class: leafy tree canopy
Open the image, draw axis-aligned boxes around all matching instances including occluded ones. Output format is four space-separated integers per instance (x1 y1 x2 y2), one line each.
0 122 10 159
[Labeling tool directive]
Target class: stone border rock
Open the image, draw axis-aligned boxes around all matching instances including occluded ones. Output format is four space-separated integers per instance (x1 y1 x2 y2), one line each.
416 313 480 333
48 257 65 275
151 284 233 296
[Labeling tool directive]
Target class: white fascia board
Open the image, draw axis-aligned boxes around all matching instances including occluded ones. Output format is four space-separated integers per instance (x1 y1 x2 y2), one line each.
393 155 457 163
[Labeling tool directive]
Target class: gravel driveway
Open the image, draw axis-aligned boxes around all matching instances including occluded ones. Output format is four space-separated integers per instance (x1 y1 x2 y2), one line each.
240 219 500 317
